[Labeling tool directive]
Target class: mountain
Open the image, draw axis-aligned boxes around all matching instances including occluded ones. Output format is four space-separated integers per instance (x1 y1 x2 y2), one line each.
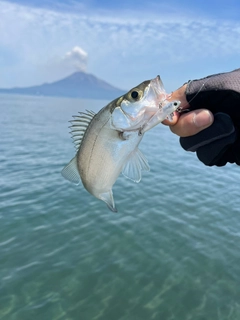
0 72 125 100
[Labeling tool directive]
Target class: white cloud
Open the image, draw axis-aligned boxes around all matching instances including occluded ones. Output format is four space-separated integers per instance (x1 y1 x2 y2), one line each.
63 46 88 72
0 0 240 89
38 47 88 84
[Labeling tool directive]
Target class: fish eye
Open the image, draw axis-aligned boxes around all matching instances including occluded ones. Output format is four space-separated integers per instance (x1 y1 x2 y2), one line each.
131 91 139 99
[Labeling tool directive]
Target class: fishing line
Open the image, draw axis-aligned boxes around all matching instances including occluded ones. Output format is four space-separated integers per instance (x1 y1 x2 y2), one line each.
176 77 212 113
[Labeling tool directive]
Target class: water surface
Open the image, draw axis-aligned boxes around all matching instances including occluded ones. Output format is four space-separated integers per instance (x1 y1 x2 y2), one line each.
1 94 240 319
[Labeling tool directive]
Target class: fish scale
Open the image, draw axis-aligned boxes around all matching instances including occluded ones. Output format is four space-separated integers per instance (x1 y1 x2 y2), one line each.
62 76 180 211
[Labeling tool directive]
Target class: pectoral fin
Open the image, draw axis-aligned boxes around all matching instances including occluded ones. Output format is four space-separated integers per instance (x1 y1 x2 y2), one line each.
99 190 117 212
122 148 150 183
61 156 81 185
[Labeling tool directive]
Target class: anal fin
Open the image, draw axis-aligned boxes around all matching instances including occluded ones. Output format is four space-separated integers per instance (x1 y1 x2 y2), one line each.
99 190 117 212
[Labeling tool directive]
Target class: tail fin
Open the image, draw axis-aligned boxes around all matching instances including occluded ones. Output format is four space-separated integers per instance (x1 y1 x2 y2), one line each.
61 156 81 185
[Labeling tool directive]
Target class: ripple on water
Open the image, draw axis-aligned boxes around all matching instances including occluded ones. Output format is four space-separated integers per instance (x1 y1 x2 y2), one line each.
1 96 240 320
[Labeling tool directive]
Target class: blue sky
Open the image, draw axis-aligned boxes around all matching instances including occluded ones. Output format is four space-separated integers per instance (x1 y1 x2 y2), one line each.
0 0 240 91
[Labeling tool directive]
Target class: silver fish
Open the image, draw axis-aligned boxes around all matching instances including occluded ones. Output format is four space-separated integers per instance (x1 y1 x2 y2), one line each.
61 76 180 212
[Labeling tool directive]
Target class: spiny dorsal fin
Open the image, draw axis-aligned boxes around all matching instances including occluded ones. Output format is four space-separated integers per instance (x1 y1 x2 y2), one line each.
69 110 95 150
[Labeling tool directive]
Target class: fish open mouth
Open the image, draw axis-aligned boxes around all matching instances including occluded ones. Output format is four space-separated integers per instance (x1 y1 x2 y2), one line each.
150 75 163 91
150 75 161 87
149 75 167 106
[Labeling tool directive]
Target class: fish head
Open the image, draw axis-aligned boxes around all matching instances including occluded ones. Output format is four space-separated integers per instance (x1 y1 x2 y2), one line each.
111 76 168 131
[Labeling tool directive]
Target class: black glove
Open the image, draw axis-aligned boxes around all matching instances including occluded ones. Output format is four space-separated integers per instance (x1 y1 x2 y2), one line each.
179 68 240 166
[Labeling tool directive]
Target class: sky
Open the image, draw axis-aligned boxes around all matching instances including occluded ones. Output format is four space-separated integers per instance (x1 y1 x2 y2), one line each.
0 0 240 91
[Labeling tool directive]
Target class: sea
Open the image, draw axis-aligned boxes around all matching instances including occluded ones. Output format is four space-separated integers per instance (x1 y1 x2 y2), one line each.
1 94 240 320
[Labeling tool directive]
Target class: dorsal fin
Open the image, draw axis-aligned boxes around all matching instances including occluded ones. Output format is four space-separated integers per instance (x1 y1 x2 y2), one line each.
69 110 95 150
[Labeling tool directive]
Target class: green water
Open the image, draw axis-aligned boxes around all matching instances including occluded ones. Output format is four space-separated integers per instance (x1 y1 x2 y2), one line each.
1 94 240 320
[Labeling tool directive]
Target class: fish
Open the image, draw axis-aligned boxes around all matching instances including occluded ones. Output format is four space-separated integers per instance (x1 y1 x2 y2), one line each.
61 76 181 212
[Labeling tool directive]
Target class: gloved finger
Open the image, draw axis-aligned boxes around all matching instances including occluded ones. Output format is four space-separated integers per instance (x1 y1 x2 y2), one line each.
169 109 213 137
180 113 237 166
210 139 240 166
196 133 236 166
185 69 240 122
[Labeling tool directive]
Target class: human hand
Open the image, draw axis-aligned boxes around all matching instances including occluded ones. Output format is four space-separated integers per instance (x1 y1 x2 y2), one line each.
164 69 240 166
164 84 214 137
